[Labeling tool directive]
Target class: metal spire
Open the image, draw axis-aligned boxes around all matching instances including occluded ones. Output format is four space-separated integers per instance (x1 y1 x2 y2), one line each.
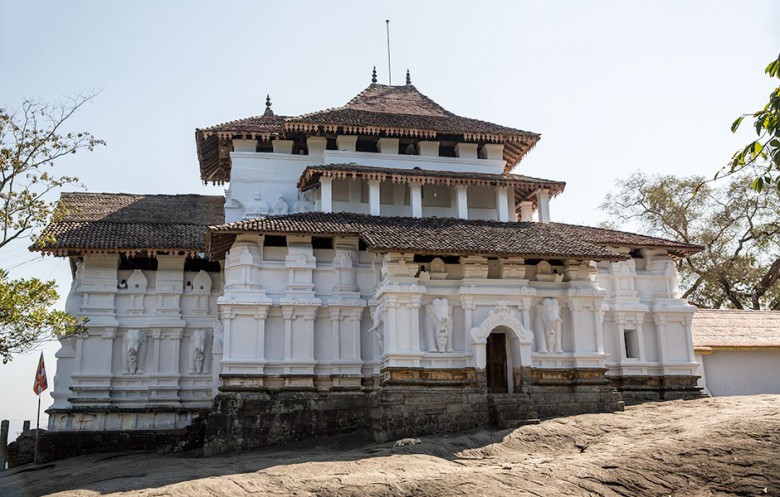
372 66 378 84
406 69 411 85
386 20 392 85
263 95 274 117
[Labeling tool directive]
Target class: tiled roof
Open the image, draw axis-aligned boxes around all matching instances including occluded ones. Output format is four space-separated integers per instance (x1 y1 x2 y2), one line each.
196 83 541 184
32 193 225 256
298 164 566 200
549 223 703 256
288 84 539 142
692 309 780 349
207 212 625 261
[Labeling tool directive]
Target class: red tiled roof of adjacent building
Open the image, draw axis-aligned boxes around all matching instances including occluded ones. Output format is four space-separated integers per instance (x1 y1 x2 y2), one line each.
692 309 780 350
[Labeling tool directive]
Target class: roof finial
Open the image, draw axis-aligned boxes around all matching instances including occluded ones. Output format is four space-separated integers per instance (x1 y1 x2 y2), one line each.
371 66 378 84
263 94 274 117
406 69 411 85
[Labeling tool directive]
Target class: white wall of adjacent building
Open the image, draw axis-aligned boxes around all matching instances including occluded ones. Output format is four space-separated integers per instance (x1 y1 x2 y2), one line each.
696 350 780 396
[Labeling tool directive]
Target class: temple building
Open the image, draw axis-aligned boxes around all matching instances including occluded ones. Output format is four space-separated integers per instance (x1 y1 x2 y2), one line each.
34 70 704 453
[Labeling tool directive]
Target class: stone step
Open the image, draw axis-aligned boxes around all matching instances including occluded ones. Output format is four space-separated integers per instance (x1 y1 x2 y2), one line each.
499 417 541 429
496 409 537 420
491 403 526 413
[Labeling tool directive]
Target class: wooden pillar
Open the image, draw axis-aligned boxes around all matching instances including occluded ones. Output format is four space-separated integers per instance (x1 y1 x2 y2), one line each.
496 187 509 222
320 177 333 213
456 185 468 219
410 182 422 218
369 180 381 216
537 189 551 223
520 200 534 222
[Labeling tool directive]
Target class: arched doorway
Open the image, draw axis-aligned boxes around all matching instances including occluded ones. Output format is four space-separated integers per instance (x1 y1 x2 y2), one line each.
470 303 534 393
486 331 510 393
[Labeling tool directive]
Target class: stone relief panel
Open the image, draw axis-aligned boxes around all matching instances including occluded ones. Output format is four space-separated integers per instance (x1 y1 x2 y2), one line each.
293 191 315 213
244 192 269 219
273 195 289 215
191 329 208 374
125 329 144 375
367 304 384 355
534 298 563 354
425 298 453 352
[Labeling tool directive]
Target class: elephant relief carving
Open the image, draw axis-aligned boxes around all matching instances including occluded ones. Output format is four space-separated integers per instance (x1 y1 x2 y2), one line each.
535 298 563 354
367 304 384 355
126 329 143 374
425 298 453 353
191 329 207 374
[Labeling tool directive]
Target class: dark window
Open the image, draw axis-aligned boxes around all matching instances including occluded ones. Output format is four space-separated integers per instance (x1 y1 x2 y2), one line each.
312 237 334 249
119 254 158 270
184 257 221 273
264 235 287 247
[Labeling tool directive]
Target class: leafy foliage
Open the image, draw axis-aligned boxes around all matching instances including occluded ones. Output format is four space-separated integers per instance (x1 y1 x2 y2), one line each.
0 269 84 363
722 53 780 193
602 172 780 309
0 96 101 362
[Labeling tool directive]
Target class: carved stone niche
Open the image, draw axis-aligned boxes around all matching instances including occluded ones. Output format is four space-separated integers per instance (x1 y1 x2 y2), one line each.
381 253 416 279
332 250 359 294
189 270 212 315
461 255 489 279
564 260 596 282
126 270 147 313
535 260 563 283
502 257 526 279
429 258 448 280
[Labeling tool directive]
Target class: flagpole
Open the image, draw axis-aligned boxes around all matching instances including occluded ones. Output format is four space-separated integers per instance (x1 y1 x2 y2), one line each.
34 392 41 465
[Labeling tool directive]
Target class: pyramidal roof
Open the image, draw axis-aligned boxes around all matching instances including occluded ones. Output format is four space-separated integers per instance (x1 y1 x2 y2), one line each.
285 83 539 143
197 78 541 184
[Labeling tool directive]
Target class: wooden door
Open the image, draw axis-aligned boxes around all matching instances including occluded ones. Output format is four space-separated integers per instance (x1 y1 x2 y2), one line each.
486 333 508 393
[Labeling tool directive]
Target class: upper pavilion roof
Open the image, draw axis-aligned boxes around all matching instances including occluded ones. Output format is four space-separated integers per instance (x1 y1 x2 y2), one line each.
297 163 566 202
196 81 541 184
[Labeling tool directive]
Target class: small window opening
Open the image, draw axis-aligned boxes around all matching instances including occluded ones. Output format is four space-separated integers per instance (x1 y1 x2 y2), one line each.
312 236 334 249
264 235 287 247
624 329 640 359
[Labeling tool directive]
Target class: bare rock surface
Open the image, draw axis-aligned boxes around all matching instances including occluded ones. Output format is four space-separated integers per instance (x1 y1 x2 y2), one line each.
2 395 778 497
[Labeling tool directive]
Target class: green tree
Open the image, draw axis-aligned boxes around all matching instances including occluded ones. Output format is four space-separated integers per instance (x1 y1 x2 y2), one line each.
723 53 780 193
0 96 102 363
602 172 780 310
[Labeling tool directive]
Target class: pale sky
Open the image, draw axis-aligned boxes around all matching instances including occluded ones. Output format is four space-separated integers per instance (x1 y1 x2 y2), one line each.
0 1 778 427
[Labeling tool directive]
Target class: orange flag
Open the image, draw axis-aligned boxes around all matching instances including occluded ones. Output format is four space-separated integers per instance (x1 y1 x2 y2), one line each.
33 352 48 395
